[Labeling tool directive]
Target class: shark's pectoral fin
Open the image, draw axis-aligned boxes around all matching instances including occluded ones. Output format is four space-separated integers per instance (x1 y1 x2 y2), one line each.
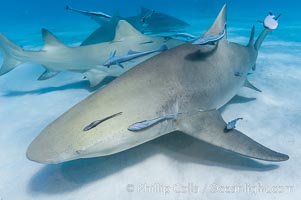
177 110 289 162
244 79 262 92
38 68 60 80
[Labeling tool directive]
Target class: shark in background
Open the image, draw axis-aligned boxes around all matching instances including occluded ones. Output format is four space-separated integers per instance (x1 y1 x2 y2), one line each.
26 5 288 164
68 6 190 45
0 20 183 87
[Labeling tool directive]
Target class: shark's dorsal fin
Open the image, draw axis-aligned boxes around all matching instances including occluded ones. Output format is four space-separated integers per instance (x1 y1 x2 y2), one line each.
203 4 227 41
113 20 145 41
248 26 255 47
42 28 68 50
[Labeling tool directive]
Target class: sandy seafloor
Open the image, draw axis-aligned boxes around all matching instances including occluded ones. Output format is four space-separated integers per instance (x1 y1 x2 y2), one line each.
0 1 300 200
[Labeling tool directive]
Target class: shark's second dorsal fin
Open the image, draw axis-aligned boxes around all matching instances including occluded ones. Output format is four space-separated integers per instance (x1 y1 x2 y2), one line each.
203 4 227 41
248 26 255 47
42 28 68 50
113 20 145 42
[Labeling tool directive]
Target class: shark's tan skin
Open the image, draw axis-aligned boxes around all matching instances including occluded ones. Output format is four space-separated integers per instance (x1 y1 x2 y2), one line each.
0 20 183 87
27 5 289 164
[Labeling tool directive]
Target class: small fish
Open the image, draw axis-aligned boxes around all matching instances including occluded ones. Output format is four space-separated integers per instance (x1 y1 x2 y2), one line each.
128 114 179 132
83 112 122 132
171 32 197 40
225 118 243 131
140 41 154 45
264 13 280 30
192 24 226 45
104 45 168 68
258 12 281 30
140 9 155 23
66 5 112 19
234 72 243 77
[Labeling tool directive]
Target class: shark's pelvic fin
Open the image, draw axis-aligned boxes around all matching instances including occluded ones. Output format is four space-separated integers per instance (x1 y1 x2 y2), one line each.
244 79 262 92
38 68 60 80
203 4 227 41
41 29 68 50
177 110 289 161
113 20 145 42
83 66 111 87
248 26 255 47
0 33 22 75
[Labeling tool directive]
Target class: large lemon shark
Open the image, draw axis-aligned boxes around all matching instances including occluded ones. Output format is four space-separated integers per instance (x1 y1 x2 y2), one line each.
0 20 183 87
66 6 190 45
27 5 289 164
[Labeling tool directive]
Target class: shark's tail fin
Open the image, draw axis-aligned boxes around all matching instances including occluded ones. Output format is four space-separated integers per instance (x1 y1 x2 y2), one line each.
0 33 22 76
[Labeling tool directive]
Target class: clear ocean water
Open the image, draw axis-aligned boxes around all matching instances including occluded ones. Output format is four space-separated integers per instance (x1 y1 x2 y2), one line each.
0 0 300 199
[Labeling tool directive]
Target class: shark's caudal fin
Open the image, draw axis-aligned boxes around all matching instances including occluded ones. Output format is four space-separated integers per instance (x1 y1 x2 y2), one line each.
0 33 23 76
113 20 146 42
254 29 272 51
203 4 227 41
177 110 289 162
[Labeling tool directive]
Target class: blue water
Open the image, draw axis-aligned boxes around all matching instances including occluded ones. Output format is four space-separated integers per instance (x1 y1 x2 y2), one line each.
0 1 300 200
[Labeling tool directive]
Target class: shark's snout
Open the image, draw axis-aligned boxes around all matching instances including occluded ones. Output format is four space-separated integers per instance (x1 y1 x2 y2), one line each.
26 133 77 164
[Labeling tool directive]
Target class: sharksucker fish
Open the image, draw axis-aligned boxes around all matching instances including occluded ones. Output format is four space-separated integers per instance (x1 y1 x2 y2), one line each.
26 5 289 164
140 9 155 23
128 114 179 132
170 32 197 41
83 112 123 132
0 20 183 87
103 45 168 68
192 24 226 45
225 118 243 131
66 5 112 19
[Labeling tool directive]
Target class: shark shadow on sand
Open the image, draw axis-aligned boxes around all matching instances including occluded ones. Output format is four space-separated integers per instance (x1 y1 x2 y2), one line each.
28 132 278 195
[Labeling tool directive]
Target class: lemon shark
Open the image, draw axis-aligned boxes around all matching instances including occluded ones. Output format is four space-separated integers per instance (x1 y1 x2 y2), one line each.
0 20 183 87
27 5 289 164
79 7 189 45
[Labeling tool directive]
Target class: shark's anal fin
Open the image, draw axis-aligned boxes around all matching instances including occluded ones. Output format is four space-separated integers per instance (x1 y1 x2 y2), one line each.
254 28 272 51
38 68 60 80
177 110 289 162
244 79 262 92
